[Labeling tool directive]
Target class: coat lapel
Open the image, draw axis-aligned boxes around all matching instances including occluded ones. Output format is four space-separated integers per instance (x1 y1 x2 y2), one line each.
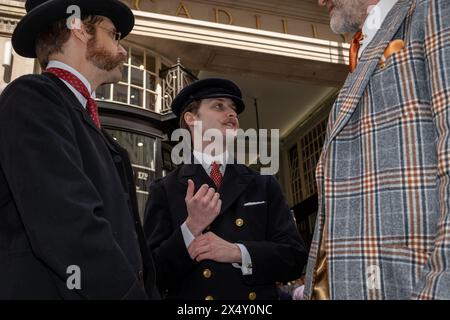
324 0 414 150
218 165 255 215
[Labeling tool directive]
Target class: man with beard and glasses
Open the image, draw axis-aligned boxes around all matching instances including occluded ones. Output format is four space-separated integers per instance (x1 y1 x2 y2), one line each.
0 0 157 299
304 0 450 299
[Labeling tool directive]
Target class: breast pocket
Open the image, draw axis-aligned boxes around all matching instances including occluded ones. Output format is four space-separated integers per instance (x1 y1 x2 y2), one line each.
369 43 428 125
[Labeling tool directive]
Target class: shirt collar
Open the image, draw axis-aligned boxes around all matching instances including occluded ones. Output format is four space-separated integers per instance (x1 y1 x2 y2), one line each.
192 149 229 174
47 60 95 97
359 0 399 57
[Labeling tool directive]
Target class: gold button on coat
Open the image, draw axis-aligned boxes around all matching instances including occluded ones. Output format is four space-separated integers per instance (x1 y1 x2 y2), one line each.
235 218 244 227
248 292 257 300
205 296 214 300
203 269 212 279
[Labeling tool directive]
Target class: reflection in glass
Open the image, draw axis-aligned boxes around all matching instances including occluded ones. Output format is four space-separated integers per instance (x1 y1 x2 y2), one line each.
113 84 128 104
96 84 111 100
146 91 156 111
131 49 144 67
130 87 143 107
131 67 144 86
106 129 157 221
146 72 156 91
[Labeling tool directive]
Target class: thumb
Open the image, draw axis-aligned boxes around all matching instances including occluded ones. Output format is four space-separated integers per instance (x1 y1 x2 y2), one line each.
185 179 195 201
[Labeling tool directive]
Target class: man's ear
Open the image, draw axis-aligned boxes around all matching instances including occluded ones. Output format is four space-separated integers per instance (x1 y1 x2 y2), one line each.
70 19 90 45
184 112 197 127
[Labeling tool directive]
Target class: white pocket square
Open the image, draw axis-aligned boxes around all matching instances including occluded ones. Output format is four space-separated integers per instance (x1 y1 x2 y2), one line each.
243 201 266 207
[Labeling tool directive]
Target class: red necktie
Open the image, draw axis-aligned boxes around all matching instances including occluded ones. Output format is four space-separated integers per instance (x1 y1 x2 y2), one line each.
46 67 101 128
210 162 223 188
349 30 364 73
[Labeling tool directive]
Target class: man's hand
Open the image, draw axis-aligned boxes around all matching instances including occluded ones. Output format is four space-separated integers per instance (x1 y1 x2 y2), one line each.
185 179 221 237
187 232 242 263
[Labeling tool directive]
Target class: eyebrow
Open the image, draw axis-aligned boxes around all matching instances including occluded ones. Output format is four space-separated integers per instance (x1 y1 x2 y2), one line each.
210 99 236 109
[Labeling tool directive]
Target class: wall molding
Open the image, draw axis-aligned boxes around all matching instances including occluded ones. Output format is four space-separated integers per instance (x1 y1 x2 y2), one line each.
133 10 349 65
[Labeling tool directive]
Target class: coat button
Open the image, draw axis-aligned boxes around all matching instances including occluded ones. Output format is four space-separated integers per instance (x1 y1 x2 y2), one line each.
138 270 144 281
235 218 244 227
113 155 122 163
248 292 257 300
203 269 212 279
205 296 214 300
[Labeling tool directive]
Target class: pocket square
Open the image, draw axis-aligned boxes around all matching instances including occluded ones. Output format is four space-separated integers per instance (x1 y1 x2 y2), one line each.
243 201 266 207
379 39 405 68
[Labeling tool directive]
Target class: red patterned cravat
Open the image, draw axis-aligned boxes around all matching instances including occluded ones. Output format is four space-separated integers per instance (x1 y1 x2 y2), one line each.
46 67 101 128
210 162 223 188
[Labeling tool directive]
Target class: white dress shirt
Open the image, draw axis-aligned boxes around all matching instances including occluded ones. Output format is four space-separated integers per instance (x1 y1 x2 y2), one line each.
47 60 96 108
181 149 253 275
358 0 399 59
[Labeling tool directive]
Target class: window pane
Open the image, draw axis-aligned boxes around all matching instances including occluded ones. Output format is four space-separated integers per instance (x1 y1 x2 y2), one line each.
105 129 156 221
130 87 143 107
146 54 156 72
146 72 156 91
131 67 144 87
146 91 156 111
113 84 128 104
131 49 144 67
96 84 111 100
121 65 129 83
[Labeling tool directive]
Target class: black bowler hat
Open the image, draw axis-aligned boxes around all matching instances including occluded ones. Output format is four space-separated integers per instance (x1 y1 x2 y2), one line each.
12 0 134 58
171 78 245 118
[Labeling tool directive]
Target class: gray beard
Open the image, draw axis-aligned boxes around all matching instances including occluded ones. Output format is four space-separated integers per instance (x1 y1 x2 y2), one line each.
329 0 369 34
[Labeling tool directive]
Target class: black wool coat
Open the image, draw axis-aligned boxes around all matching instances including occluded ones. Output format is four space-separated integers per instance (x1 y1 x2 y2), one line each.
144 163 307 300
0 73 156 299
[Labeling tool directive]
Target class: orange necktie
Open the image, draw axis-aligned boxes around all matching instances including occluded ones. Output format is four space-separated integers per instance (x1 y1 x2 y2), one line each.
349 31 364 73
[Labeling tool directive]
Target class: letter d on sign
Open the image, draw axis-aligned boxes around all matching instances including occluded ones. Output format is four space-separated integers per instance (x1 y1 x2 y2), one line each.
66 265 81 290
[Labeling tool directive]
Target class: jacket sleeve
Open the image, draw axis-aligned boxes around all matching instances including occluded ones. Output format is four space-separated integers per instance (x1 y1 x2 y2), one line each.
143 179 197 292
0 76 146 299
413 0 450 300
241 176 308 285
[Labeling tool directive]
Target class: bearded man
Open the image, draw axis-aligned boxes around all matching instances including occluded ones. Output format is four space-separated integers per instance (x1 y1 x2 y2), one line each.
304 0 450 299
0 0 157 299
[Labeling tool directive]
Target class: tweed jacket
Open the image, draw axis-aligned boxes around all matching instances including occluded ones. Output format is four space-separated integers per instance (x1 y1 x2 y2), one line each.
304 0 450 299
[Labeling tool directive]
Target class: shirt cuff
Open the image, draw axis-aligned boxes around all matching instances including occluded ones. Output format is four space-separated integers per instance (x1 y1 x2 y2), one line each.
181 221 195 248
232 244 253 275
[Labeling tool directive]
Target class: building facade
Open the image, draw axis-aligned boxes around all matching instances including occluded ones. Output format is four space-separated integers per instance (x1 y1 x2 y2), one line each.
0 0 349 246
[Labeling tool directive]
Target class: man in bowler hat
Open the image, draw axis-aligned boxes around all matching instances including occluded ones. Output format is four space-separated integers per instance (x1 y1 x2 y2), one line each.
143 78 307 300
0 0 156 299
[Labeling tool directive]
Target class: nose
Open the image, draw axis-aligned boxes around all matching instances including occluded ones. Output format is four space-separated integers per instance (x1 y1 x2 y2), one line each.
227 107 237 118
118 44 127 57
318 0 327 6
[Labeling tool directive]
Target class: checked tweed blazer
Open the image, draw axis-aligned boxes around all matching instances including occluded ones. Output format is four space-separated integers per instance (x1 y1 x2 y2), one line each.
304 0 450 300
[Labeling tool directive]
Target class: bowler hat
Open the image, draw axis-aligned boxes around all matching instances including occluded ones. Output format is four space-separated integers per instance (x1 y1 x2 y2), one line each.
12 0 134 58
171 78 245 118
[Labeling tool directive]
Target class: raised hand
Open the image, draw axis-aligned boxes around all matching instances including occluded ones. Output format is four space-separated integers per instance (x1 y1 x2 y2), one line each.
185 179 222 237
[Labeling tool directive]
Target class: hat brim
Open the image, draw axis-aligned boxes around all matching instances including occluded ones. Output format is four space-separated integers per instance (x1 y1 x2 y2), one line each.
171 78 246 118
12 0 134 58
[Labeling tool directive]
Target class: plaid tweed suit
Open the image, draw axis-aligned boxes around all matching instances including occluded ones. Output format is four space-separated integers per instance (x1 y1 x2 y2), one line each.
304 0 450 299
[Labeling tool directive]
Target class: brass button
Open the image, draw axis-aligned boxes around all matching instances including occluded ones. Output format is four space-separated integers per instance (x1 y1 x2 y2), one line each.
205 295 214 300
235 218 244 227
248 292 257 300
203 269 212 279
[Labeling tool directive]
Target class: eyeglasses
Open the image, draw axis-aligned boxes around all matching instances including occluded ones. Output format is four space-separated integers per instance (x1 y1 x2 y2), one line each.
97 25 122 45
